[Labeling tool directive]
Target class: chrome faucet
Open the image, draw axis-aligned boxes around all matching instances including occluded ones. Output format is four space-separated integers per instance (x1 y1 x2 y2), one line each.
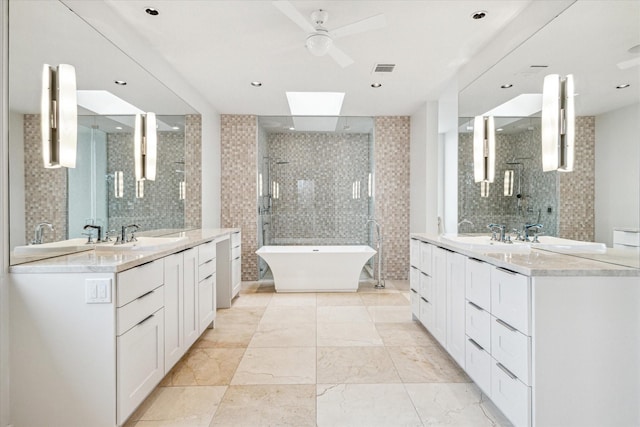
32 222 54 245
366 219 384 289
487 223 507 242
524 223 543 243
116 224 140 244
83 224 103 243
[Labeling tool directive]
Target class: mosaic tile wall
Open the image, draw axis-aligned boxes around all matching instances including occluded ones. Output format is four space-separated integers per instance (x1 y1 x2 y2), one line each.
220 115 258 281
458 122 559 237
374 116 411 280
185 114 202 228
23 114 67 243
266 132 371 245
107 131 185 232
558 116 595 241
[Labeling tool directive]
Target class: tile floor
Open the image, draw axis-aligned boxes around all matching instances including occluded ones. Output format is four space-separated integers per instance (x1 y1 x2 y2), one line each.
125 280 512 427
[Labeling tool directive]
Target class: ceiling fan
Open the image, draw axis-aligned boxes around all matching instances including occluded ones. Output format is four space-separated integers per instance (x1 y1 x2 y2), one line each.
273 1 387 68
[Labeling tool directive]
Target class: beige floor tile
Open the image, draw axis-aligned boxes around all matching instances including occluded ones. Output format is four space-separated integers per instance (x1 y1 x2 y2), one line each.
376 322 439 347
210 384 316 427
228 292 273 307
317 346 400 383
360 292 412 306
317 321 383 346
388 346 470 383
316 292 364 306
386 279 410 291
214 306 265 327
358 282 399 293
317 305 372 323
250 322 316 347
193 327 255 349
231 347 316 385
405 383 513 426
269 293 317 306
161 348 245 386
135 386 226 427
316 383 422 427
367 305 413 323
260 305 316 324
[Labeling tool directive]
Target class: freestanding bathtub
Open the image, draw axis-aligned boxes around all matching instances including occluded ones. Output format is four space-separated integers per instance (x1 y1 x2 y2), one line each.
256 245 376 292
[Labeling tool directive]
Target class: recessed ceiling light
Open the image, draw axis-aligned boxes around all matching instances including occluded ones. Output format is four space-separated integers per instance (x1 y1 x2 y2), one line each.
471 10 487 20
172 126 180 130
288 127 295 130
497 128 504 132
616 83 630 89
145 8 159 16
114 80 127 86
371 83 382 88
251 81 262 87
115 126 123 130
500 84 513 89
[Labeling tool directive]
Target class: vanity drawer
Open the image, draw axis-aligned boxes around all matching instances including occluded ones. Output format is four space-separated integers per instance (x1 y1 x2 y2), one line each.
410 289 419 316
199 258 216 282
491 267 530 335
419 297 434 330
491 316 531 385
117 259 164 307
613 229 640 247
231 245 242 260
465 257 491 310
198 240 216 265
491 360 531 427
419 242 432 275
465 338 492 397
116 285 164 336
231 232 241 248
465 301 491 350
419 272 433 301
410 238 420 267
410 267 419 291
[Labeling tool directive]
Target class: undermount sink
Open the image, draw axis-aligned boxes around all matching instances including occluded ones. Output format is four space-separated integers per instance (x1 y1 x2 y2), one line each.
529 236 607 253
95 236 188 252
13 238 93 255
440 235 531 253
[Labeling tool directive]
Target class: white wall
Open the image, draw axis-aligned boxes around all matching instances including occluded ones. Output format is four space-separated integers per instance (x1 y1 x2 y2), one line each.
8 110 24 248
595 103 640 246
438 80 459 235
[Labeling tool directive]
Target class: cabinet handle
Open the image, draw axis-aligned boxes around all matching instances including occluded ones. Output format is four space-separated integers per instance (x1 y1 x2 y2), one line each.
420 296 429 303
496 362 518 380
233 256 241 261
410 289 417 294
467 301 484 311
496 318 517 332
204 274 214 281
468 257 483 263
496 267 517 275
137 314 154 327
204 259 214 264
136 290 154 300
468 338 484 351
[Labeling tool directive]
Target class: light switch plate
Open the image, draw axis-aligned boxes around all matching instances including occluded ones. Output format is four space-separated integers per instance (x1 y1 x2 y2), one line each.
85 278 112 303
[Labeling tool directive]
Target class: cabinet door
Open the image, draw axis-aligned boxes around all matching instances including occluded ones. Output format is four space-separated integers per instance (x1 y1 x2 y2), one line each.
164 253 184 372
491 267 530 335
410 238 420 267
231 256 241 298
419 242 433 275
198 273 216 333
446 251 466 368
183 247 199 350
465 257 491 310
431 247 448 345
117 309 164 425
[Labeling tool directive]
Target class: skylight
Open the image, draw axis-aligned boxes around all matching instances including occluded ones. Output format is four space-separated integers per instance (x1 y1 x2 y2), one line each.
483 93 543 117
76 90 144 115
286 92 345 116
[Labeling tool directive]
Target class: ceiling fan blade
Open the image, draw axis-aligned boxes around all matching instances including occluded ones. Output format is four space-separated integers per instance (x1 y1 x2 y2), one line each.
331 14 387 40
328 45 354 68
617 57 640 70
272 1 316 33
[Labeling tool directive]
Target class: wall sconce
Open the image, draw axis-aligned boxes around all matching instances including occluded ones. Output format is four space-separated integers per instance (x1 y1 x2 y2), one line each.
504 170 514 196
542 74 574 172
258 173 263 197
352 180 361 199
481 181 490 198
41 64 77 168
134 112 158 181
368 173 373 198
272 181 280 199
179 181 186 200
135 179 144 199
114 171 124 198
473 116 496 183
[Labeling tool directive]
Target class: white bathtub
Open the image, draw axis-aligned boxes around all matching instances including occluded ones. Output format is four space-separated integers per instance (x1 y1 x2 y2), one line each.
256 245 376 292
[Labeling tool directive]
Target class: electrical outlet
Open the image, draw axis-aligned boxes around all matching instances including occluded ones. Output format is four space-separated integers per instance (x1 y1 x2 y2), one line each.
85 278 112 303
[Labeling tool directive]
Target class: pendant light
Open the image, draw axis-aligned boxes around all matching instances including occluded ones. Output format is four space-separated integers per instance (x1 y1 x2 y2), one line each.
473 116 496 183
541 74 574 172
41 64 77 168
134 113 157 181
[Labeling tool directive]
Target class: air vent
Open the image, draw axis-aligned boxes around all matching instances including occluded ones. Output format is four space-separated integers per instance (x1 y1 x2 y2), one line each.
373 63 396 73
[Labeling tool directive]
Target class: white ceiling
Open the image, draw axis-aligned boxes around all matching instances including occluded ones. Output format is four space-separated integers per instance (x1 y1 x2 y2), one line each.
9 1 640 119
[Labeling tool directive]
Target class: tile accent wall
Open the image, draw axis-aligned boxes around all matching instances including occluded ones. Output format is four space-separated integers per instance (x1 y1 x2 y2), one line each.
458 124 559 236
558 116 595 241
23 114 67 243
185 114 202 228
374 116 411 280
107 131 185 232
267 132 371 245
220 115 258 281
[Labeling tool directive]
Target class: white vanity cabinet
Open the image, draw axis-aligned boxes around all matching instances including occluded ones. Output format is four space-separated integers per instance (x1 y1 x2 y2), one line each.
217 231 242 308
198 240 217 332
231 231 242 298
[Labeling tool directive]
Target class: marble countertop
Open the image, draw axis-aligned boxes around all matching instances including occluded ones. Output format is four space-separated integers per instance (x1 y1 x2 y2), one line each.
412 233 640 277
9 228 240 274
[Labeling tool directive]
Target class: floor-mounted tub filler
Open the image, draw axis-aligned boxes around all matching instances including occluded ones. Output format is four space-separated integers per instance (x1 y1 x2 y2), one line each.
256 245 376 292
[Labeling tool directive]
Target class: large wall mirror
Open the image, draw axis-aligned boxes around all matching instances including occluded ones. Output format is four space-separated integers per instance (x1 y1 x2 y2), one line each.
8 0 199 265
458 1 639 268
